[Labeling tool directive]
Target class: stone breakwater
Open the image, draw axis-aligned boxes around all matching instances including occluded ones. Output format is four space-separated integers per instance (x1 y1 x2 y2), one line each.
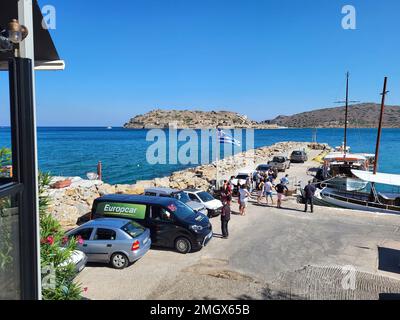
45 141 328 228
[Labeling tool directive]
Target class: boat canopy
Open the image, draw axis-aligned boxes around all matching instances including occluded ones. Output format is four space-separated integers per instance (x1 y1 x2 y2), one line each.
351 169 400 187
324 152 366 162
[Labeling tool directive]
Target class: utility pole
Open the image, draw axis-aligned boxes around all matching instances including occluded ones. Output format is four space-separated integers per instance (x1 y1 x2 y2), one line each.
373 77 388 175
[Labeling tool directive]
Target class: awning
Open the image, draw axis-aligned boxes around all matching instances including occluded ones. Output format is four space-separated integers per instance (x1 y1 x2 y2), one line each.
324 152 367 162
351 169 400 187
0 0 64 70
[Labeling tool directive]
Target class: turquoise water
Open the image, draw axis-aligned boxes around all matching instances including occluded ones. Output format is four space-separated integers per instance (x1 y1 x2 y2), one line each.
0 127 399 184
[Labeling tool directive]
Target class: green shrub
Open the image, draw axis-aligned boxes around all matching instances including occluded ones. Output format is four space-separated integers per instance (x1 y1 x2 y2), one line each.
39 172 83 300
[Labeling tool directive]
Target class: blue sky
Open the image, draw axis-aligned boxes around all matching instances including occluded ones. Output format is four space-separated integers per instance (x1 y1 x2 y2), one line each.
2 0 400 126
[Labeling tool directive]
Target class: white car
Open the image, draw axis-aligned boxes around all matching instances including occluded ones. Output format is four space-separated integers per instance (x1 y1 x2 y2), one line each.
59 248 87 273
230 170 256 189
184 189 223 217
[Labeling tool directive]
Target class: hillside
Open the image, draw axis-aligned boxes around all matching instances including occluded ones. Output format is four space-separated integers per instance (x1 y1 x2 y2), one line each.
123 109 279 129
263 103 400 128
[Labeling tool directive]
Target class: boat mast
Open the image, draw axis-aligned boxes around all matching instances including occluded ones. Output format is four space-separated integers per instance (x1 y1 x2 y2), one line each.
343 71 350 155
373 77 388 175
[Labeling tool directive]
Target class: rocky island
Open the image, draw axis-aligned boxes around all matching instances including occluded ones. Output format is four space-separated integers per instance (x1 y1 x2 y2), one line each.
123 109 280 129
263 103 400 128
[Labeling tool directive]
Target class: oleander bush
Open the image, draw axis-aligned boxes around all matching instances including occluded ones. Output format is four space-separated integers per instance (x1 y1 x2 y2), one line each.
39 172 83 300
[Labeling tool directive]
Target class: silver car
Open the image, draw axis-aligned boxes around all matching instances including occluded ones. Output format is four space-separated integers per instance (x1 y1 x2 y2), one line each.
144 187 208 216
66 218 151 269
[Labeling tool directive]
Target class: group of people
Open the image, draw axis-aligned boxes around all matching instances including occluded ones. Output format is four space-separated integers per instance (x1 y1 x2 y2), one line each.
217 170 317 239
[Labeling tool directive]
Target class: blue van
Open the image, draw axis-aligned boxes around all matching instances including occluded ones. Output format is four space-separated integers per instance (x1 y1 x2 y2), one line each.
90 194 213 254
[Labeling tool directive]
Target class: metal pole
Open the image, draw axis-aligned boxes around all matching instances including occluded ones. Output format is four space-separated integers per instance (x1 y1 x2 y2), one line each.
373 77 388 175
344 72 349 155
18 0 41 300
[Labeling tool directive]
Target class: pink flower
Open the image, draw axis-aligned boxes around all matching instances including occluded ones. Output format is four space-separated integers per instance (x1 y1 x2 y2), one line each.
76 235 84 245
83 287 88 292
62 236 68 245
46 236 54 245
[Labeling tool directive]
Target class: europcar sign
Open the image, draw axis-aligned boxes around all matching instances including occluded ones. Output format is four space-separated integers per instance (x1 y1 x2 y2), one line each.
96 202 146 219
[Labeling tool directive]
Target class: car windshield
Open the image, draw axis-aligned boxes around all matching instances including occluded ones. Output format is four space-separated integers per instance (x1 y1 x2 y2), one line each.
170 201 196 220
173 191 191 204
121 221 145 238
235 174 248 180
197 191 215 202
292 151 302 155
257 165 269 171
273 157 285 163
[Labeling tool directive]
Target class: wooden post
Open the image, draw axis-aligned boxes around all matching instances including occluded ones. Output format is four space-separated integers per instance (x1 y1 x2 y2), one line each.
97 161 102 181
373 77 388 175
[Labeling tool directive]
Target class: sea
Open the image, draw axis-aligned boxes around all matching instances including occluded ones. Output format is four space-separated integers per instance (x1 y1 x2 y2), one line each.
0 127 399 185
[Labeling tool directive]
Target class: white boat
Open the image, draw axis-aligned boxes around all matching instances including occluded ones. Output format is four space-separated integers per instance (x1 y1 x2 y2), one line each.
320 152 369 191
107 126 112 130
315 77 396 214
318 170 400 214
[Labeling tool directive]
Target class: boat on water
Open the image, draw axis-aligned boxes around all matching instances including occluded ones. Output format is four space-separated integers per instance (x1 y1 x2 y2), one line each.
313 73 375 192
315 76 399 215
318 170 400 214
106 126 112 130
317 152 370 191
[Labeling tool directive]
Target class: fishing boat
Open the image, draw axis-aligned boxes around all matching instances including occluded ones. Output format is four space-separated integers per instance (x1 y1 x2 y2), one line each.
317 77 400 214
319 170 400 214
313 73 374 192
320 152 369 191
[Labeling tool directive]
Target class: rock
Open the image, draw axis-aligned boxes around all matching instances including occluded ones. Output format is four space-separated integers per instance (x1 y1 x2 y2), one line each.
97 183 115 196
154 177 170 187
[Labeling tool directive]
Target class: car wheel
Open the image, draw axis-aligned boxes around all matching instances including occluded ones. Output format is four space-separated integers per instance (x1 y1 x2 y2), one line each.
175 237 192 254
110 252 129 269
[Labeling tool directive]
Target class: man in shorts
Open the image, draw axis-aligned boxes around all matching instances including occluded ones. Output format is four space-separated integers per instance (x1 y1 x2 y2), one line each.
264 179 274 205
275 182 288 208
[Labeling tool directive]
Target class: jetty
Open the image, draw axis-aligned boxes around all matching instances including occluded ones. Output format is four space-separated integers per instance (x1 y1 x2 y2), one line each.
73 142 400 300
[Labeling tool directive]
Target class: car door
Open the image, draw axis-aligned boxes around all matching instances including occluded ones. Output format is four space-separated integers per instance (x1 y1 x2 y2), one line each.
88 228 117 262
148 205 176 247
69 227 94 256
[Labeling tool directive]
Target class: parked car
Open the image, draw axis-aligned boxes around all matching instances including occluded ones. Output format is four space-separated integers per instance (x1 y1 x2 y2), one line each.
255 164 272 174
144 187 208 216
230 170 255 194
183 189 223 217
90 194 213 254
290 150 308 163
268 156 291 172
59 248 87 274
66 218 151 269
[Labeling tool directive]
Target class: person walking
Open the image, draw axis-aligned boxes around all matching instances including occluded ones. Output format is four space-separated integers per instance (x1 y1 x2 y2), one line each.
280 174 289 186
257 178 265 204
246 175 253 193
303 180 316 213
267 168 275 182
264 179 274 205
275 181 288 208
239 184 251 216
220 201 231 239
220 180 232 206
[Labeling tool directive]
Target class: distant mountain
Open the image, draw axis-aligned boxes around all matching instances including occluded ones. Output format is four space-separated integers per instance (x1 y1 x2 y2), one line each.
123 109 279 129
263 103 400 128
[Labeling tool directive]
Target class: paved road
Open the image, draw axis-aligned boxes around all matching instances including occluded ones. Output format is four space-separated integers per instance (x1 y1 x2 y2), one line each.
76 154 400 300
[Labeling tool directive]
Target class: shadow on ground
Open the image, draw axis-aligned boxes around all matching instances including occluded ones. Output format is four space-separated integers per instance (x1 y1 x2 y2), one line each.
378 247 400 274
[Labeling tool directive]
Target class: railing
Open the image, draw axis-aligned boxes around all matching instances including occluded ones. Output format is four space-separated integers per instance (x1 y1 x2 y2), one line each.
323 190 400 213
